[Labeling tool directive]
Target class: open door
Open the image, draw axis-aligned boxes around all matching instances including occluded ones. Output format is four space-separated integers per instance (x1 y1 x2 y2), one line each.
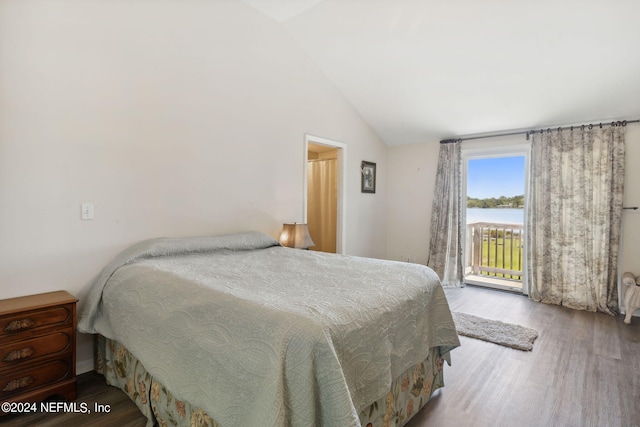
462 144 530 294
307 143 338 253
304 134 346 254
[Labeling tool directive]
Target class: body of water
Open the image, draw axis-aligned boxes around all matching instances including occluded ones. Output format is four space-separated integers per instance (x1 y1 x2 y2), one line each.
466 208 523 224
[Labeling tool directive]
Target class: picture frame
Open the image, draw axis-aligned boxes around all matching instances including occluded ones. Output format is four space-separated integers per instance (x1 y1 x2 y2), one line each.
361 161 376 193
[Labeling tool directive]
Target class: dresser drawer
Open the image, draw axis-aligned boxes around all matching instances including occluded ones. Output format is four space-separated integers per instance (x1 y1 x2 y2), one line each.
0 291 77 410
0 358 73 399
0 305 73 339
0 329 73 371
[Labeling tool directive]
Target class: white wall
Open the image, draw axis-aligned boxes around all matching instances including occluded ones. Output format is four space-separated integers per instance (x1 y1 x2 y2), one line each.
620 125 640 316
386 141 440 264
0 0 388 373
387 127 640 315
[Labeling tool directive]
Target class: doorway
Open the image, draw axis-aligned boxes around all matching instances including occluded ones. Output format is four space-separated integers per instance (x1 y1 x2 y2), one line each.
462 145 529 294
304 134 346 254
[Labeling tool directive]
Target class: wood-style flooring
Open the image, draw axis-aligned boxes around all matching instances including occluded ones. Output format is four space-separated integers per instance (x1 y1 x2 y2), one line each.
407 286 640 427
2 285 639 426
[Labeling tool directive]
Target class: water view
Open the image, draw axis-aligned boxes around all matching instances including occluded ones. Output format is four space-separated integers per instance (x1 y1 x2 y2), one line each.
466 208 523 224
466 156 526 284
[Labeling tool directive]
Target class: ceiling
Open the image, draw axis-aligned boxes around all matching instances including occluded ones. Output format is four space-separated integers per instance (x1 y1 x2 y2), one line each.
241 0 640 146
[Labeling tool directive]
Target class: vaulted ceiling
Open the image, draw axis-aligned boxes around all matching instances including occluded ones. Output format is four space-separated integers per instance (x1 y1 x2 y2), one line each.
242 0 640 145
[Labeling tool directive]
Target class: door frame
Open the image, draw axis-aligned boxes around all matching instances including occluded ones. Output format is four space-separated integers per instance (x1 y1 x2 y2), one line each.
303 134 347 254
461 140 531 295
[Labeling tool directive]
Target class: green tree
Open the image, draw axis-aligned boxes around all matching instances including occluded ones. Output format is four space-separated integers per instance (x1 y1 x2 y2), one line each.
466 195 524 208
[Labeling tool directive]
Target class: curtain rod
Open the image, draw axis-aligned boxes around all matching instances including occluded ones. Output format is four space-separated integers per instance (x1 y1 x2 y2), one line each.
440 119 640 144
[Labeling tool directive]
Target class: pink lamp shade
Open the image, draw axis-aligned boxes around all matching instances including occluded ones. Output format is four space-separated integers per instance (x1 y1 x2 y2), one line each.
279 223 315 249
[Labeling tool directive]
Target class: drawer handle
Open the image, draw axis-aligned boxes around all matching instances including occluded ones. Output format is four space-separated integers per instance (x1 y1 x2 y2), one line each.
4 319 35 332
3 347 35 362
2 376 34 392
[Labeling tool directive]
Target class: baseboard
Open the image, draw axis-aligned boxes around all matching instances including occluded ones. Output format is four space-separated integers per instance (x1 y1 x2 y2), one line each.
76 358 94 375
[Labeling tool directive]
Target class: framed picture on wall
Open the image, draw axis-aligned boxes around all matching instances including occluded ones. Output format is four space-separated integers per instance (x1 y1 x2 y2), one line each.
361 161 376 193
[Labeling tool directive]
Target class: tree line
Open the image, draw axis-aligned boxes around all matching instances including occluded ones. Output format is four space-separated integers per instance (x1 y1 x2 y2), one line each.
467 195 524 209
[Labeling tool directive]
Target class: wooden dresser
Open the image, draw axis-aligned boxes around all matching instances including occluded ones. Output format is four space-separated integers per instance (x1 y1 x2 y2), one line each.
0 291 77 414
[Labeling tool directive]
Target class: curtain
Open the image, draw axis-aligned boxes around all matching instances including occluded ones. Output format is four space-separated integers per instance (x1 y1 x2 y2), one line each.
307 158 337 253
427 141 464 287
526 125 625 315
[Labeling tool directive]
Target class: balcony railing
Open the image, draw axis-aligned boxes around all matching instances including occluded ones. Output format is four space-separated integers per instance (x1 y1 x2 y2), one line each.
465 222 523 281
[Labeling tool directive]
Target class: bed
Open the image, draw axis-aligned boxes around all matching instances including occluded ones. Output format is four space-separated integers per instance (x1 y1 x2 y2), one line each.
78 231 460 427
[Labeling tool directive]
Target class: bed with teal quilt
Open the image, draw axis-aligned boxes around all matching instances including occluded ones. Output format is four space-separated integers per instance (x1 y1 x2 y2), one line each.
78 231 459 427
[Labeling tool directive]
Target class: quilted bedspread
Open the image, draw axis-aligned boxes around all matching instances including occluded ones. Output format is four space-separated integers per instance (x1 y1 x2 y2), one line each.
78 231 459 427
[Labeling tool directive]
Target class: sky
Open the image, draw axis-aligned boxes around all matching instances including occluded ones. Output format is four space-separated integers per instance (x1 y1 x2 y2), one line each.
467 156 525 199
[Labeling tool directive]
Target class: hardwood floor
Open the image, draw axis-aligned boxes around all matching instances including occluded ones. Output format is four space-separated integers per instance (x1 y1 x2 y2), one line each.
407 286 640 427
2 285 639 426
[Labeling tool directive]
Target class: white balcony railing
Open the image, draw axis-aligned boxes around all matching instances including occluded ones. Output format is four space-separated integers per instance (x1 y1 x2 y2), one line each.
465 222 523 281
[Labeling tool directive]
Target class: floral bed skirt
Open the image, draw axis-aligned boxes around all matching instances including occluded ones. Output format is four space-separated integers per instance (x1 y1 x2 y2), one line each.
95 335 446 427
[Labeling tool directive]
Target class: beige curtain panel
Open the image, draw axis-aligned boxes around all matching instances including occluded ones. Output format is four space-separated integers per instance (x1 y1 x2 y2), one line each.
526 125 625 315
307 158 338 253
427 141 464 287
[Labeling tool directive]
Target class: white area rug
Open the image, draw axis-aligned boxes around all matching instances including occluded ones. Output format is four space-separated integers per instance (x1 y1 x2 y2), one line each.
452 311 538 351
